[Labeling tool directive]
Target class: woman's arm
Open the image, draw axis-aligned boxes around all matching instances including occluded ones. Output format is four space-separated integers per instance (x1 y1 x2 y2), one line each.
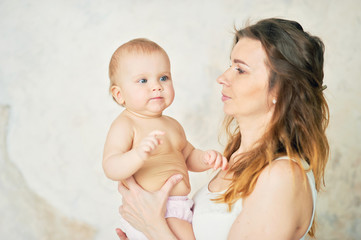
118 174 194 240
228 160 312 240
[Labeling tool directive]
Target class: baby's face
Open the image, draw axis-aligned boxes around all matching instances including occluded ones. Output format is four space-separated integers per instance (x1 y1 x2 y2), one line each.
116 51 174 117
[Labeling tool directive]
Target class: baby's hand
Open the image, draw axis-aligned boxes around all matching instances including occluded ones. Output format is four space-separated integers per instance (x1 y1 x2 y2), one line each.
136 130 165 161
204 150 228 171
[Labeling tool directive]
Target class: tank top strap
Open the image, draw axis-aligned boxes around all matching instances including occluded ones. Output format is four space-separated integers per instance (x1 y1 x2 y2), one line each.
274 156 311 170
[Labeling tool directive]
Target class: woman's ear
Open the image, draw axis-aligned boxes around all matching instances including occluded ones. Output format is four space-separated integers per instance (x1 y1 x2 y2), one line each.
111 85 125 106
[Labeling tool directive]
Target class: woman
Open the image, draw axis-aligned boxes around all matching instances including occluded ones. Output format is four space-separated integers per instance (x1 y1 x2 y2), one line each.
117 18 329 239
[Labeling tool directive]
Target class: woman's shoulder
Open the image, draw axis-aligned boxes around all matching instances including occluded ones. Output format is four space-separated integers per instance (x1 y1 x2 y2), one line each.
259 158 305 186
229 159 312 239
254 159 308 202
251 159 311 220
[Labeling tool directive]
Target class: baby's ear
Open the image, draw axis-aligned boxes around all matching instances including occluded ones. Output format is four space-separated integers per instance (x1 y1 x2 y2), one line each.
111 85 125 105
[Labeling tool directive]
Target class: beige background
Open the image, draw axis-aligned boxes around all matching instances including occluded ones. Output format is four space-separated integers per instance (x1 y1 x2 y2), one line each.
0 0 360 239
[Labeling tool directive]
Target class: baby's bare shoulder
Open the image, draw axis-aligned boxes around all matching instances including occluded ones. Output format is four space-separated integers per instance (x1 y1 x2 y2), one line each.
110 111 134 131
162 115 182 125
162 115 184 131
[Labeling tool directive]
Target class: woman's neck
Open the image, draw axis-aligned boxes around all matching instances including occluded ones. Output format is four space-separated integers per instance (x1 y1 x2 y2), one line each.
235 112 273 153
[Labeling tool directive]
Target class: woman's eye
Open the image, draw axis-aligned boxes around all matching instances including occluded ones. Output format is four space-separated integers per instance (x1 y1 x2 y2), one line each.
160 76 168 81
234 67 245 74
138 79 147 83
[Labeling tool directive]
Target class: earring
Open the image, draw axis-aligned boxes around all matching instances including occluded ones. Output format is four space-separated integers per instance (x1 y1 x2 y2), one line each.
272 99 277 104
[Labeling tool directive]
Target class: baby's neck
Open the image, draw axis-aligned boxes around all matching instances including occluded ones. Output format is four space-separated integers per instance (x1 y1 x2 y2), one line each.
124 109 163 119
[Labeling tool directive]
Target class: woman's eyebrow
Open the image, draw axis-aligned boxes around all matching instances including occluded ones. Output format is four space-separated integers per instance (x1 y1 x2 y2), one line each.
233 58 249 67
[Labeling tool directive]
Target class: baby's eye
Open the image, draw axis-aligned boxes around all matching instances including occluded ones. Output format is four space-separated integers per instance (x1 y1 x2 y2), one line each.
160 76 168 81
138 79 147 83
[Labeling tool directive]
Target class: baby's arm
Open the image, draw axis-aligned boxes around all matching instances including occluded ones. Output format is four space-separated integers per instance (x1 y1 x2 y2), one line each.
103 116 163 181
183 142 228 172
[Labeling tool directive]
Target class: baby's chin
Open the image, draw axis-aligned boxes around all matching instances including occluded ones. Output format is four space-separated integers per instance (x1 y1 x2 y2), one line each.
125 109 164 119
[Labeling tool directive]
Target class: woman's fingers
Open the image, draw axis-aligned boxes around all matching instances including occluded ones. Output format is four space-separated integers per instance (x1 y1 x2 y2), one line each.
159 174 183 195
118 181 129 194
123 176 141 191
118 177 144 199
117 173 179 236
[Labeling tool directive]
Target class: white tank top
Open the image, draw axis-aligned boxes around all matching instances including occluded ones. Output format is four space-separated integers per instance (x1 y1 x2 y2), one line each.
192 157 317 240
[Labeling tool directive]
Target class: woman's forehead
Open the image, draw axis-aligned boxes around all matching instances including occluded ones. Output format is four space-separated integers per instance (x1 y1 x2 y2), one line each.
231 38 266 64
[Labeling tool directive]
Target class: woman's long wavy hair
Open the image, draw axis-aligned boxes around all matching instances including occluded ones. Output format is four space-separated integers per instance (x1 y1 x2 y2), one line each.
215 18 329 237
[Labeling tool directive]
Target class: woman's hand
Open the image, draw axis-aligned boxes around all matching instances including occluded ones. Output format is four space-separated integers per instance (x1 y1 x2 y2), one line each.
118 174 183 239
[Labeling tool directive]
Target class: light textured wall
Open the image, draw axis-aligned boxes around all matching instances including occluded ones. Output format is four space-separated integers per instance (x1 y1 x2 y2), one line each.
0 0 360 239
0 106 95 240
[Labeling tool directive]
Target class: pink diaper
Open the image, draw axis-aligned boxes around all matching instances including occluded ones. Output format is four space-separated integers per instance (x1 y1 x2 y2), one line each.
165 196 194 223
119 196 194 240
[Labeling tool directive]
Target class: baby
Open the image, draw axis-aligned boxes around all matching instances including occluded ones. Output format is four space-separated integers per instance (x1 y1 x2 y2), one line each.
103 38 227 240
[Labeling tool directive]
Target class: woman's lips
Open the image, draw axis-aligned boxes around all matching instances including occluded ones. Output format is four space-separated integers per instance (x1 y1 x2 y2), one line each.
222 94 231 102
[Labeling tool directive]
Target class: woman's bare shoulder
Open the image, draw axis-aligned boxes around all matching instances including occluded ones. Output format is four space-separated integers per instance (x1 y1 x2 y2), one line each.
228 159 311 239
258 159 305 188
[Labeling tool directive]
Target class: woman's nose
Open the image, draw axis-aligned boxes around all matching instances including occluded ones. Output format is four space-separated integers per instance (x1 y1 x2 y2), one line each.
217 69 230 86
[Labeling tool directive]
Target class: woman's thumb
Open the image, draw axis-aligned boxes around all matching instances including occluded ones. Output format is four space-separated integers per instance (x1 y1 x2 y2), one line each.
160 174 183 195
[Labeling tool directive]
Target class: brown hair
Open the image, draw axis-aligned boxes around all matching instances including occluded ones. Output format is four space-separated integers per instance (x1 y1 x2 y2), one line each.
217 18 329 237
108 38 169 104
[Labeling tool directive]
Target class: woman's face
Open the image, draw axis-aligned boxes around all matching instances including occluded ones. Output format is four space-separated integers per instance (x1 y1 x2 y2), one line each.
217 37 275 120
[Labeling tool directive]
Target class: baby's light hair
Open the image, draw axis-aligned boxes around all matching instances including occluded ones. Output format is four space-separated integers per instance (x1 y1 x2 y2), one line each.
108 38 168 104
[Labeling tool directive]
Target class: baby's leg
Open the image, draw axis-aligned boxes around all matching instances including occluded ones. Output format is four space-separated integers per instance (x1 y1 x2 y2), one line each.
166 217 195 240
165 196 195 239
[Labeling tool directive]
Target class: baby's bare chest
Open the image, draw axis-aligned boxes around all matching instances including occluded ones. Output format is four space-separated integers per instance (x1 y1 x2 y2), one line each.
132 117 186 152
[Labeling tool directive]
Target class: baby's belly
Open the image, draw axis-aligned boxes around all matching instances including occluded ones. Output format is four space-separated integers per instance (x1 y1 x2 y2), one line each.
134 153 191 196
